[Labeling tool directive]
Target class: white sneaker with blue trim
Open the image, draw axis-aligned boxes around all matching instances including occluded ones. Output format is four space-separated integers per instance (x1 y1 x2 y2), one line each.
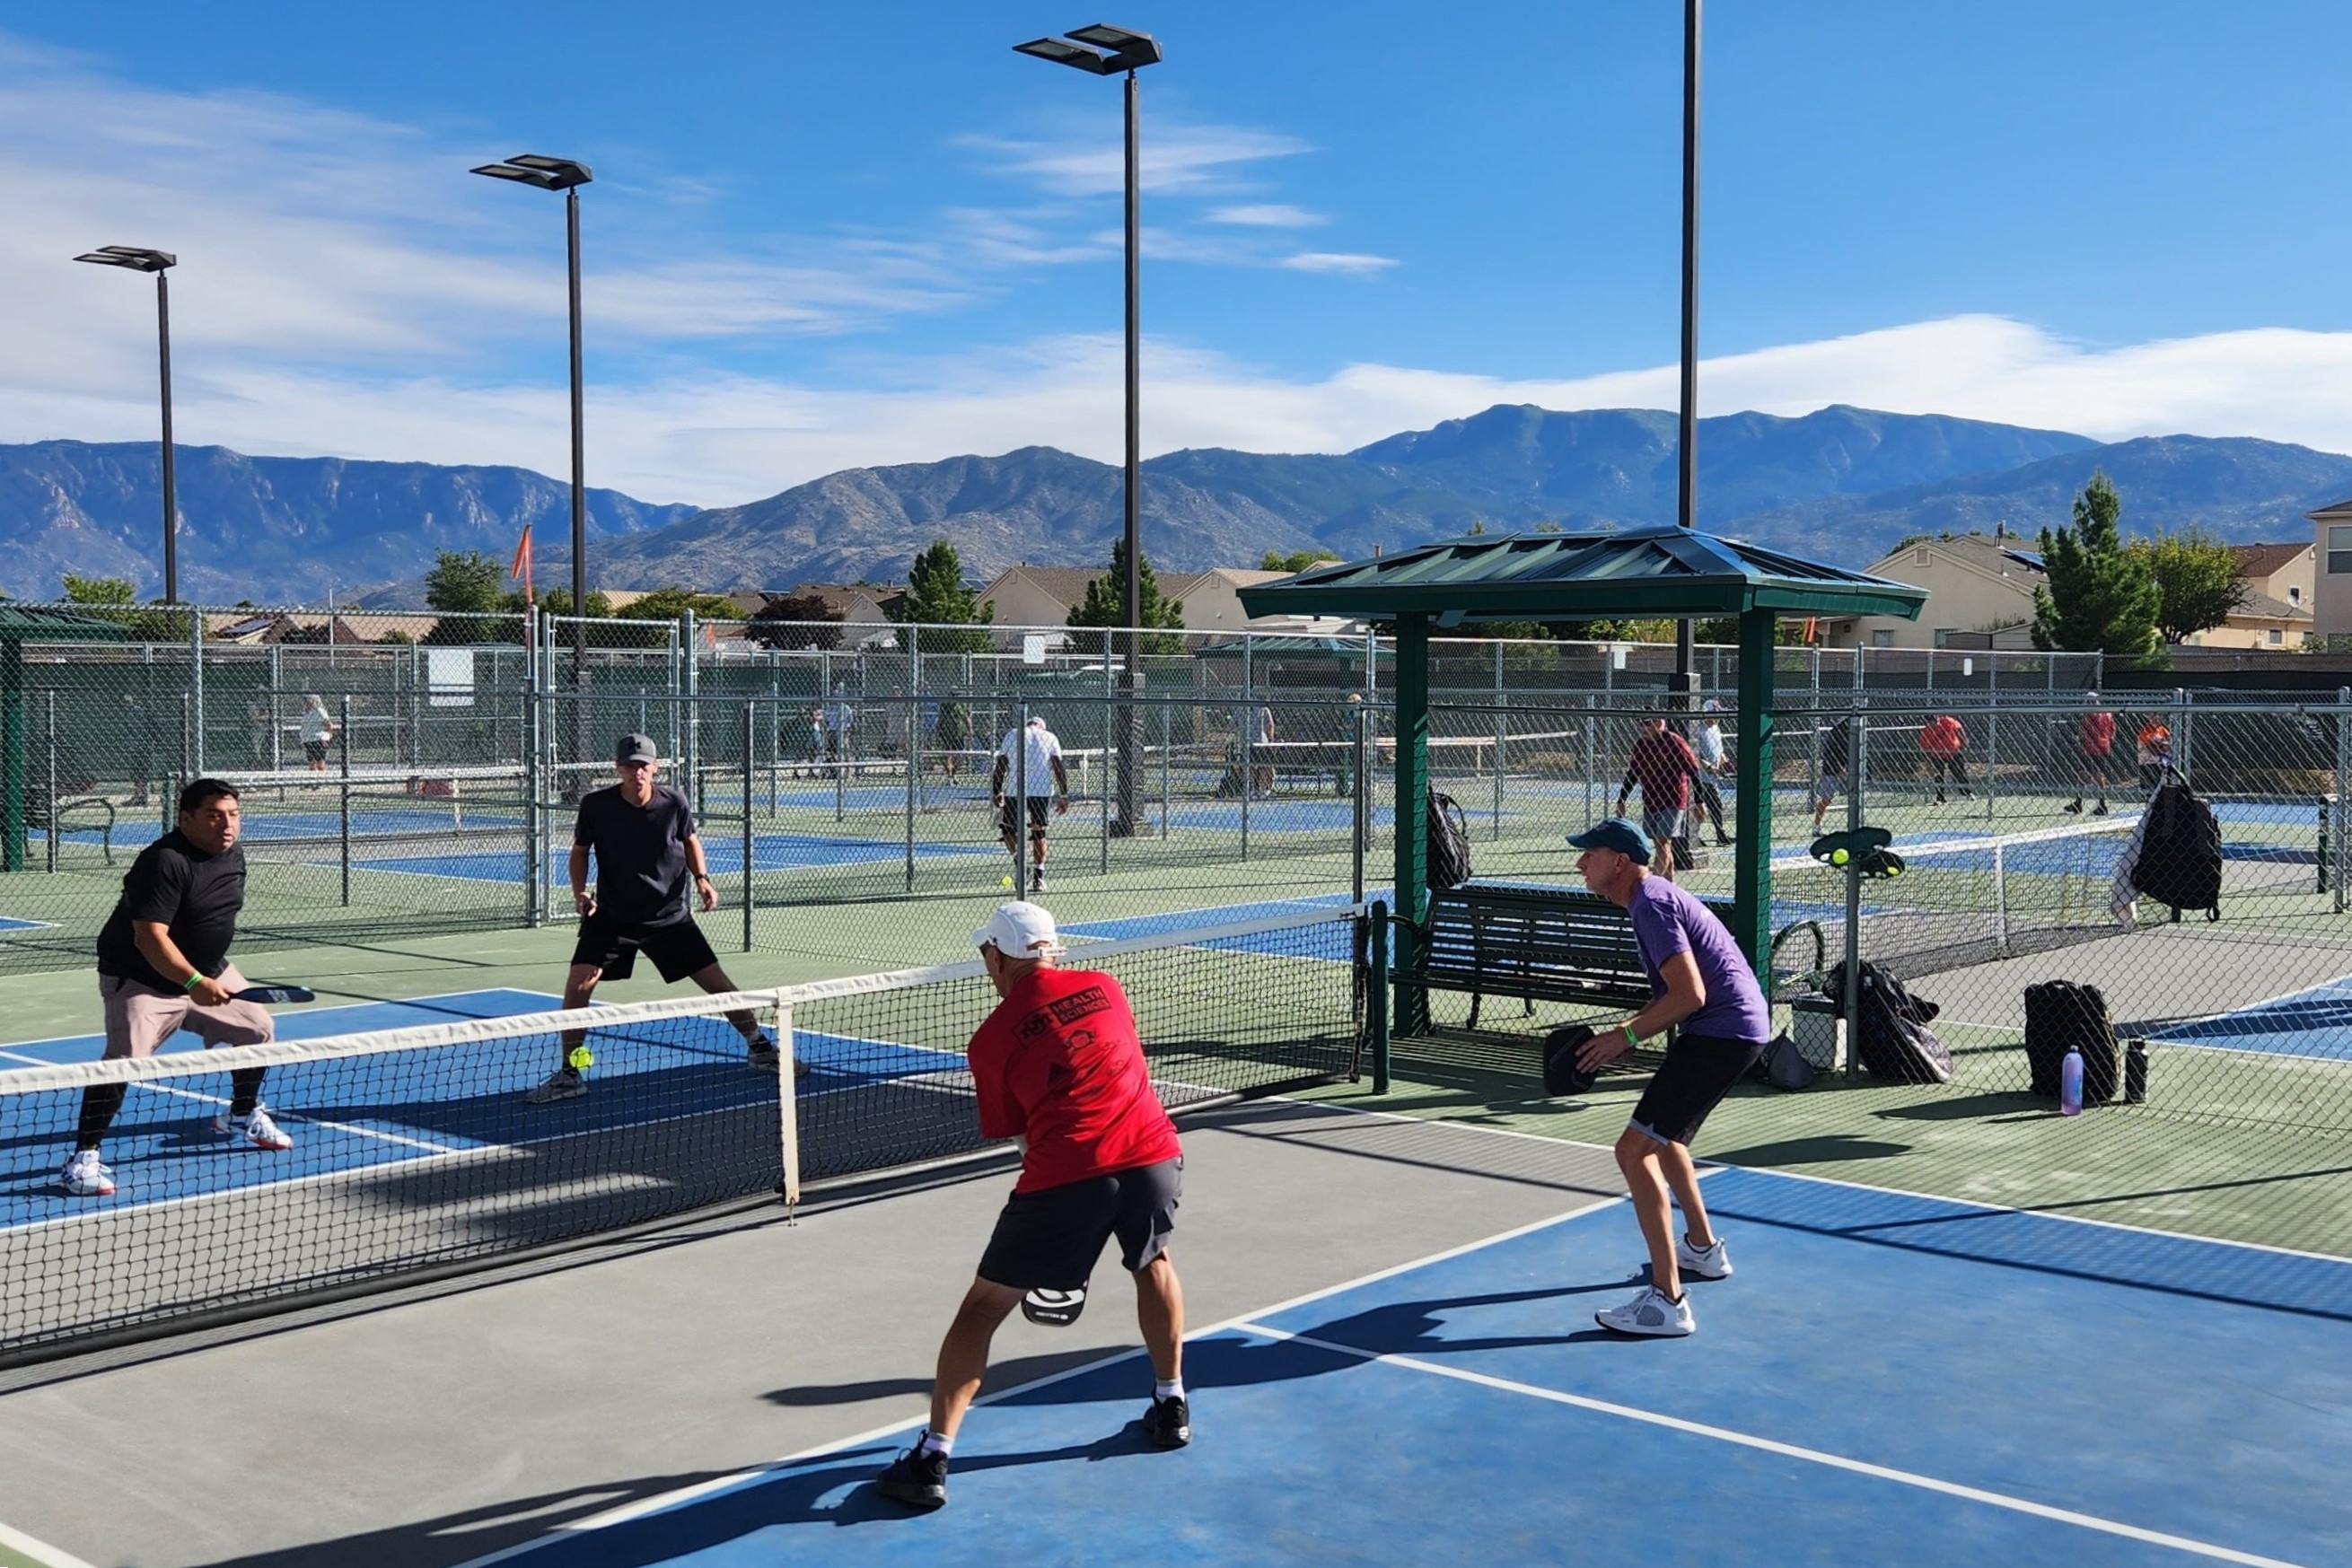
1595 1284 1695 1337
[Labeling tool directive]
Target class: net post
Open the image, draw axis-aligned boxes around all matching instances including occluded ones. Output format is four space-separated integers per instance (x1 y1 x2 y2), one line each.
1371 900 1391 1095
338 694 353 907
775 991 801 1215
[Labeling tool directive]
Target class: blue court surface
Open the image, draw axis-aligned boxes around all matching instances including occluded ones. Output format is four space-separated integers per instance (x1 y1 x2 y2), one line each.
2151 972 2352 1061
451 1164 2351 1568
0 916 53 933
0 990 947 1223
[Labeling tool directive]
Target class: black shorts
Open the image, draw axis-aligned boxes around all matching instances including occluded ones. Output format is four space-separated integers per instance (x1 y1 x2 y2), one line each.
996 796 1052 838
977 1157 1182 1292
302 740 329 764
1629 1034 1766 1147
569 913 717 983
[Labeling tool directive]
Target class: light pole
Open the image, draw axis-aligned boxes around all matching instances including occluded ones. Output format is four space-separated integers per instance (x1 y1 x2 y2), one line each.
472 153 594 723
1672 0 1701 703
1015 22 1163 838
74 247 180 603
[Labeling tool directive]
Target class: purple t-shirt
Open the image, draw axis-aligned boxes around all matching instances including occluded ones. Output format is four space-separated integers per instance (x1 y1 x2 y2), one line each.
1627 876 1771 1045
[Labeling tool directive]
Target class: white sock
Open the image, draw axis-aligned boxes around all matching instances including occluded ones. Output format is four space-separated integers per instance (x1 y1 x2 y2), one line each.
1154 1379 1184 1401
917 1429 953 1457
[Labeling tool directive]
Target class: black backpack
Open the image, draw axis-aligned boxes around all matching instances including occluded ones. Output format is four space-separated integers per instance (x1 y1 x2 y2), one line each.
2023 980 2119 1103
1823 960 1953 1084
1426 792 1473 891
2130 773 2222 921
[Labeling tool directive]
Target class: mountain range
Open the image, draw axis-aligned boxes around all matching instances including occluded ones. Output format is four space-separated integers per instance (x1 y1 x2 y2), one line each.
4 404 2349 607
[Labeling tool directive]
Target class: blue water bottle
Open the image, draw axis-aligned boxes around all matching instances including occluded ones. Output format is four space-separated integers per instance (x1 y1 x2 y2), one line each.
2058 1047 2084 1117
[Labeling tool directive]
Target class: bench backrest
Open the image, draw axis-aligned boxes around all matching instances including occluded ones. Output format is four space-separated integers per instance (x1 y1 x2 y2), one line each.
1421 882 1738 994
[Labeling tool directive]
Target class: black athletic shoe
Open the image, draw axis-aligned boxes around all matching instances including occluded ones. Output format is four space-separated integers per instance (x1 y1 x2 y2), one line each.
873 1443 950 1509
1142 1394 1191 1450
2062 800 2083 814
2091 802 2109 816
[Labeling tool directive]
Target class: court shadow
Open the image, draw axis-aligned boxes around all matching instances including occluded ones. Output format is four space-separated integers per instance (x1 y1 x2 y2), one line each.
1874 1092 2043 1122
1705 1134 1911 1163
766 1348 1119 1408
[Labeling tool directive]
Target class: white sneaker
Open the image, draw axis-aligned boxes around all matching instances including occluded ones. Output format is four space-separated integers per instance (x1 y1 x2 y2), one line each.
61 1149 116 1197
525 1066 587 1104
1676 1233 1733 1281
1595 1284 1695 1337
215 1106 294 1151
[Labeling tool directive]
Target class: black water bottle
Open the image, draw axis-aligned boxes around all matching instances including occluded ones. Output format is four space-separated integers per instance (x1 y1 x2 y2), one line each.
2124 1038 2149 1104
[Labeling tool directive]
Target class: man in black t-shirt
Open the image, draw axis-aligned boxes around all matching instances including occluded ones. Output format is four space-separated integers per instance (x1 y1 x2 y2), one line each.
65 778 286 1199
524 733 791 1103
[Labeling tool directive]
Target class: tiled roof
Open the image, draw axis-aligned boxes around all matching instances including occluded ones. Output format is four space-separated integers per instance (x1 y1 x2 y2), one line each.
2229 541 2311 579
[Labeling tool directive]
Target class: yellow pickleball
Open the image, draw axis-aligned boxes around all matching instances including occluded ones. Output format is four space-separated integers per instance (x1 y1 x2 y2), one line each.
1001 874 1015 889
1830 847 1849 865
566 1045 594 1071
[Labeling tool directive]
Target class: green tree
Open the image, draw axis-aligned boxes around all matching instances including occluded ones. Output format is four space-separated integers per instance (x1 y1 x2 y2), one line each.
747 591 845 650
892 540 995 653
2134 527 2247 644
421 550 522 644
1260 548 1341 574
61 572 189 640
582 585 747 650
1066 538 1184 657
2031 471 2160 662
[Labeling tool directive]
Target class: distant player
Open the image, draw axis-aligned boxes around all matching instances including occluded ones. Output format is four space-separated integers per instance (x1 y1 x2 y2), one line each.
64 778 287 1198
2066 697 2116 816
1616 715 1703 878
1919 714 1971 804
873 902 1189 1511
1812 717 1853 834
1565 819 1771 1337
2136 718 2174 793
524 733 786 1104
991 715 1069 893
298 694 336 773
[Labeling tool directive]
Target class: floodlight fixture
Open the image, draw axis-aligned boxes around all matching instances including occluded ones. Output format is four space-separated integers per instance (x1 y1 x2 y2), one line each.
470 153 593 191
75 244 181 600
1014 22 1161 74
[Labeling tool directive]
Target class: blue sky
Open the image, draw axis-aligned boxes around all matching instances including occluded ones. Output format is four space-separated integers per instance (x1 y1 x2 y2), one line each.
3 1 2348 504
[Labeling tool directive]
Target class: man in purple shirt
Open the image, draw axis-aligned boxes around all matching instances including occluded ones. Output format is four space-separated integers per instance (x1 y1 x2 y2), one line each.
1564 817 1771 1338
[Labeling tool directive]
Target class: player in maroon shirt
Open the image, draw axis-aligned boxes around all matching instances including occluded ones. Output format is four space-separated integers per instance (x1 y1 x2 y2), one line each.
874 901 1189 1510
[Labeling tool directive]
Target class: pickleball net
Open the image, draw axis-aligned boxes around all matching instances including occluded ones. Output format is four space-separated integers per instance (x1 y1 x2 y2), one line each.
0 904 1374 1365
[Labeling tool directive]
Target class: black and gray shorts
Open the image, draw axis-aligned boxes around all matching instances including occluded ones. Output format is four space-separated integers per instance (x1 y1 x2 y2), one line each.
996 796 1053 839
1629 1034 1766 1147
568 913 718 984
977 1156 1182 1292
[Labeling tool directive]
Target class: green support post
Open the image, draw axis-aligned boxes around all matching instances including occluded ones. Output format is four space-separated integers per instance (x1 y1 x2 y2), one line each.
1 640 22 872
1391 614 1431 1036
1731 609 1777 969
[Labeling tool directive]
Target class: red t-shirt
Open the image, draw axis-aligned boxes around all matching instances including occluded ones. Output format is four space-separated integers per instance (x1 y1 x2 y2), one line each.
2079 712 2117 756
1918 716 1965 758
1626 732 1699 810
967 967 1180 1194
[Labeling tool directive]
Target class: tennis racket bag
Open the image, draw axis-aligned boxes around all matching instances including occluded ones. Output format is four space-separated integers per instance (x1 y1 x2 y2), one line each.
2023 980 2120 1103
1427 791 1474 891
1824 960 1953 1084
2129 773 2222 921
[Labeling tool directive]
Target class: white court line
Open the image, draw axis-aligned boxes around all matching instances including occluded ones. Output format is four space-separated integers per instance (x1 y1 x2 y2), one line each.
0 1518 98 1568
451 1196 1627 1567
1227 1320 2310 1568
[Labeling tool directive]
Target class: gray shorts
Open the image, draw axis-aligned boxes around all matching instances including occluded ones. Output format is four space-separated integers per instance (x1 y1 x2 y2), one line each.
1814 771 1847 807
977 1156 1182 1292
1640 809 1686 849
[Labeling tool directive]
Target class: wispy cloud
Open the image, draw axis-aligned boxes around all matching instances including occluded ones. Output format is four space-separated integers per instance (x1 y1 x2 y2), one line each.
964 123 1314 197
1279 251 1400 277
1207 203 1327 228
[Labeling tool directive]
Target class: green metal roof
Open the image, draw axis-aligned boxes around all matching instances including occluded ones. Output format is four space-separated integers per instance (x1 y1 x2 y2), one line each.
0 605 136 643
1194 635 1368 661
1236 524 1927 623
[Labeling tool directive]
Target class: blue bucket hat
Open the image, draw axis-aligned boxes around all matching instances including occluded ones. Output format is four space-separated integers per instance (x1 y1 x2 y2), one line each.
1567 817 1653 862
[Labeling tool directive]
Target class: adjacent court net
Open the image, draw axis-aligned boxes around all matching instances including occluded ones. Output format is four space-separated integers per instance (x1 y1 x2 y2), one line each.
0 905 1372 1364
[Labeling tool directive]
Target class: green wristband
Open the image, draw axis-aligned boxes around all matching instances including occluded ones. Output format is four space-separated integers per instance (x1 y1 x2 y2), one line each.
182 970 206 994
1625 1027 1644 1052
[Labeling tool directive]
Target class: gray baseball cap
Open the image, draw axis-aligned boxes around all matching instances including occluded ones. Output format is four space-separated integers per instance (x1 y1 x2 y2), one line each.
615 732 659 764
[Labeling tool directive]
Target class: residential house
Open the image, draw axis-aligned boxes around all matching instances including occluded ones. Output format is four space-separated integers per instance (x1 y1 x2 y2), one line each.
1823 530 2042 650
974 564 1292 648
2309 500 2352 641
2177 542 2312 650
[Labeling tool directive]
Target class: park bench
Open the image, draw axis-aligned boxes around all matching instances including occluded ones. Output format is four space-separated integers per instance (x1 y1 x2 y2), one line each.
1409 882 1742 1029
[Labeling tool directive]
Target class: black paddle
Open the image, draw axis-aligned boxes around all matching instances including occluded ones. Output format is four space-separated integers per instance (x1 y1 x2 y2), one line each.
233 985 317 1005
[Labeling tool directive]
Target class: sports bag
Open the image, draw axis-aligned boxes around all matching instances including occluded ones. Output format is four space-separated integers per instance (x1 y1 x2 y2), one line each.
1426 791 1473 891
1823 960 1953 1084
2130 773 2222 921
2023 980 2120 1103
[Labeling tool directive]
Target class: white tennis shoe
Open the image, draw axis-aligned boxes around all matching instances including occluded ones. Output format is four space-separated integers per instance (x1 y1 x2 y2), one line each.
1595 1284 1695 1337
215 1106 294 1151
1676 1233 1733 1281
60 1149 116 1197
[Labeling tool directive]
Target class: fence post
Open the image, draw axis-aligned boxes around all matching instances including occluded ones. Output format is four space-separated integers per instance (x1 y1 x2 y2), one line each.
1841 696 1867 1081
189 605 206 777
338 694 353 907
906 689 920 892
43 688 57 873
2337 689 2349 915
1014 698 1031 898
268 644 284 769
745 699 759 950
1370 900 1391 1094
1492 641 1505 840
1352 700 1370 906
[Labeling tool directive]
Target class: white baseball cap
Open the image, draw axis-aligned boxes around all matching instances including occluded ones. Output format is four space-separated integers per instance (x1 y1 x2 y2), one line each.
972 901 1065 959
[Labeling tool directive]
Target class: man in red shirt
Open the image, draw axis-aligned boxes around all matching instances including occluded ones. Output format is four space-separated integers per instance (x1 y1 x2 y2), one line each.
874 901 1189 1511
1616 716 1703 878
2067 697 2116 816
